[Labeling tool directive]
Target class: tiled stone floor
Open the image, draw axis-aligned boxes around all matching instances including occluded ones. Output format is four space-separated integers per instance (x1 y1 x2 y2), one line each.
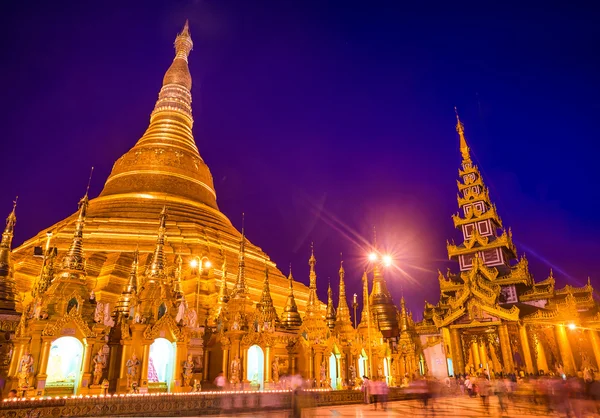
203 396 600 417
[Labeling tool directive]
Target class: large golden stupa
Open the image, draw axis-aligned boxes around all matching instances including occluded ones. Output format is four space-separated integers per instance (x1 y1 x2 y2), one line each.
1 21 401 398
12 21 305 313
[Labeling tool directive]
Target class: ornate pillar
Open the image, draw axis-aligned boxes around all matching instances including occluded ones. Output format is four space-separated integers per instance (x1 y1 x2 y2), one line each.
78 341 93 392
34 339 52 392
449 328 465 375
265 345 272 384
518 323 535 374
287 346 295 375
117 341 132 392
471 340 481 369
478 339 488 370
314 347 324 386
533 332 548 373
140 343 151 388
242 346 250 385
588 329 600 370
8 339 26 377
498 324 514 374
172 341 187 392
221 345 230 381
555 324 576 375
203 347 210 382
308 348 314 380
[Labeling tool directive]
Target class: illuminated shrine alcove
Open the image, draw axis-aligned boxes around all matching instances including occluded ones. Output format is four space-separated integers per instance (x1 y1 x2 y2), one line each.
148 338 174 392
328 353 338 389
45 336 84 395
247 345 264 390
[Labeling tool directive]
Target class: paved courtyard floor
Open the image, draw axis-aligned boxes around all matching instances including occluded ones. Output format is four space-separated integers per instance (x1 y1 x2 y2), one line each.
201 396 600 417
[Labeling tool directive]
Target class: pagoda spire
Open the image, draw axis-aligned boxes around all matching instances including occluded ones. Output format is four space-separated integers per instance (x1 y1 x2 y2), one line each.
60 191 89 278
173 254 184 299
306 242 319 311
454 107 471 164
33 232 56 297
218 256 230 304
325 280 336 330
146 207 168 282
281 264 302 329
399 296 408 332
0 198 18 313
359 271 370 326
233 214 248 299
335 260 351 324
447 110 517 274
255 262 280 326
115 249 139 317
100 20 219 209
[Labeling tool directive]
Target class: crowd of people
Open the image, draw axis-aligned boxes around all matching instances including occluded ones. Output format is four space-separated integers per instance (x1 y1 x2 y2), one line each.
398 370 600 416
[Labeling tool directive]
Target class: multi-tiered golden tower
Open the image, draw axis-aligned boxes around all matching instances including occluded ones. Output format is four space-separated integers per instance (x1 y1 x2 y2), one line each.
416 110 599 379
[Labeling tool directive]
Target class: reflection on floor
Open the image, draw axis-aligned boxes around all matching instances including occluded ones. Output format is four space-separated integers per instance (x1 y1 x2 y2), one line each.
197 396 600 417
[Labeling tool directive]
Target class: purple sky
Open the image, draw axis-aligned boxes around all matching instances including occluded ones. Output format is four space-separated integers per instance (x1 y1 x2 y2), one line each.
2 1 600 317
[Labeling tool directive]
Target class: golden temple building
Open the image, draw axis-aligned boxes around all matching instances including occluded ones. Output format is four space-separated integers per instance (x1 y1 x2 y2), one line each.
415 110 600 379
0 21 405 398
1 20 596 401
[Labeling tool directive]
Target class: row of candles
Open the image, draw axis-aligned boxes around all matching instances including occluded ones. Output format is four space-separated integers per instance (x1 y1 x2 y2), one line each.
3 388 331 403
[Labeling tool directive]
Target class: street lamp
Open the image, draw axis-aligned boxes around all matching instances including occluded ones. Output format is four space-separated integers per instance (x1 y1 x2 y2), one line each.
190 256 211 313
568 323 577 330
363 251 393 379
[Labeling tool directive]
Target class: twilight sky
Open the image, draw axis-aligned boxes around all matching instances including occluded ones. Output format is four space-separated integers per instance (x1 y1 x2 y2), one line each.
1 0 599 317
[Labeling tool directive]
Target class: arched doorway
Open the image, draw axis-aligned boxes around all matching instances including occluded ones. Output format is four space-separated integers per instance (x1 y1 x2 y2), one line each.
45 336 84 395
247 345 264 390
148 338 174 392
328 353 338 389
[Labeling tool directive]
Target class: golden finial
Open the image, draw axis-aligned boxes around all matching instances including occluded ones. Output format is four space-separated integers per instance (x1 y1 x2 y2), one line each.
85 167 94 198
454 107 471 162
174 19 193 62
309 242 316 266
4 196 17 229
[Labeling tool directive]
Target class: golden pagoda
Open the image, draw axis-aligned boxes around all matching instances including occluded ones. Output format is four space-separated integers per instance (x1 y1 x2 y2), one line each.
2 21 396 398
416 109 600 379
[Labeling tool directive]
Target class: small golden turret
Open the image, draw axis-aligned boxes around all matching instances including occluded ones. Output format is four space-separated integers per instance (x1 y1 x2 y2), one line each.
0 198 18 313
305 243 321 316
255 263 280 327
173 254 184 300
232 219 249 299
335 260 351 323
358 271 370 327
334 260 354 341
325 281 336 330
115 249 139 317
399 296 408 332
218 257 230 304
146 207 168 282
281 265 302 329
45 189 95 318
57 190 89 283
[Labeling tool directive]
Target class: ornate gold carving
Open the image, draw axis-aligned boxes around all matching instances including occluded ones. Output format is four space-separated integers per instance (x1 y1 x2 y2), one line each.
42 308 95 338
142 313 184 341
